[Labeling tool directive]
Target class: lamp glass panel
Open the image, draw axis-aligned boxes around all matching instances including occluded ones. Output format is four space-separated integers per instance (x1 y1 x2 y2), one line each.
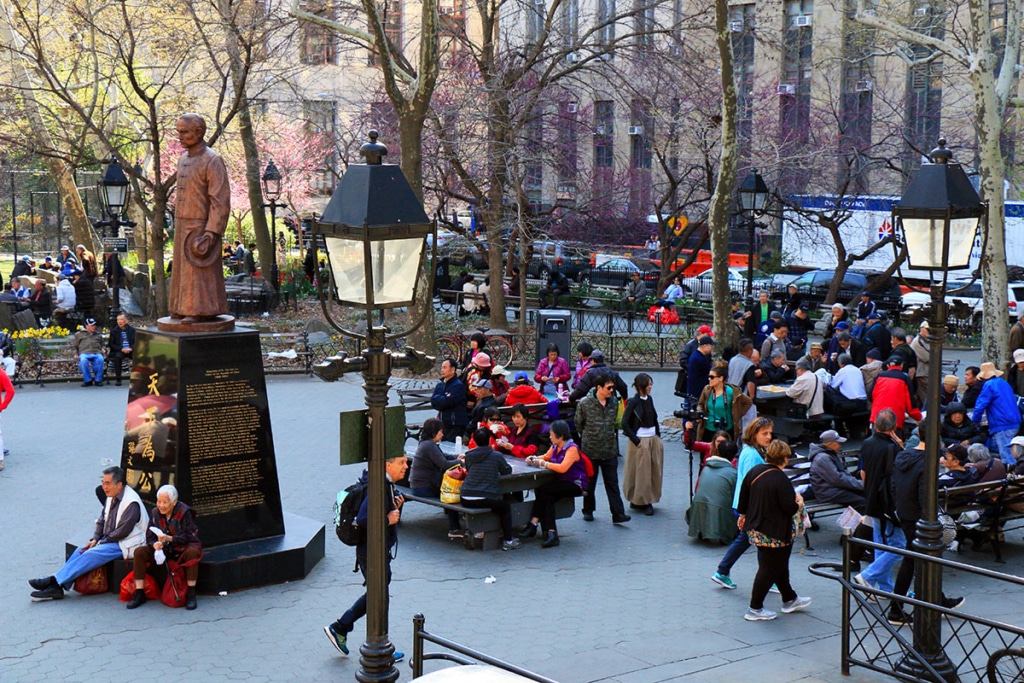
264 176 282 200
325 236 370 304
370 236 425 306
739 192 755 213
947 217 980 269
104 184 128 213
902 216 979 270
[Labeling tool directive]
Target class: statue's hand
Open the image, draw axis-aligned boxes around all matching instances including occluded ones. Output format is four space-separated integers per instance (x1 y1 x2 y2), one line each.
191 231 218 259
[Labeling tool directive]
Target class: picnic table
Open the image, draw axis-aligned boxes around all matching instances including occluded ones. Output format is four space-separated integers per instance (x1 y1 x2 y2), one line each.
754 382 833 444
399 440 574 549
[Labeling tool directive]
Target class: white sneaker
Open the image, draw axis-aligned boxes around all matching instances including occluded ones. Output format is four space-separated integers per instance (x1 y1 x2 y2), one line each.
781 596 812 614
744 608 777 621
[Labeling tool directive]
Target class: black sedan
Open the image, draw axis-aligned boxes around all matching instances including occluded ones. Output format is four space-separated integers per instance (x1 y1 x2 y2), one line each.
577 258 660 288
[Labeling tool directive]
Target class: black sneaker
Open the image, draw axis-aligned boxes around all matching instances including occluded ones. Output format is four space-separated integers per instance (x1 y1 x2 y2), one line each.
942 596 965 610
81 381 93 387
887 609 913 626
31 584 65 600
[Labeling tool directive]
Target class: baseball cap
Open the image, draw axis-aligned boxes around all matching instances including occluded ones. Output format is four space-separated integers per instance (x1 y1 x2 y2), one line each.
820 429 847 444
698 335 715 346
697 325 714 337
860 290 870 297
473 378 493 390
60 245 69 251
867 312 880 320
491 364 507 376
85 317 97 326
1014 349 1024 364
1011 436 1024 448
810 342 822 350
591 350 606 363
835 321 850 330
20 255 29 261
514 371 529 384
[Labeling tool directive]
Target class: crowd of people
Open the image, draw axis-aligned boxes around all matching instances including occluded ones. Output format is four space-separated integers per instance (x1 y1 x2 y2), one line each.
5 246 103 326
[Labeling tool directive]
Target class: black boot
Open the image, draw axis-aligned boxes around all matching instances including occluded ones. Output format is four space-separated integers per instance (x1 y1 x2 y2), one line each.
185 586 197 611
126 589 147 609
517 522 537 539
541 530 560 548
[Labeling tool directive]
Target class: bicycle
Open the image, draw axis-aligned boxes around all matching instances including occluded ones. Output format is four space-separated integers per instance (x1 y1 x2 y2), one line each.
988 647 1024 682
434 325 514 368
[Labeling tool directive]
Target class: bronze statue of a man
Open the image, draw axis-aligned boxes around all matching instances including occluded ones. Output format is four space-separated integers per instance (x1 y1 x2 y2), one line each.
165 113 231 325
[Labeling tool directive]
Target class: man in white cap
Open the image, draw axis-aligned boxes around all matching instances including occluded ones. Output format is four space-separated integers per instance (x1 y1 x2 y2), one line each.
971 362 1021 465
909 321 930 406
71 318 106 386
1008 348 1024 396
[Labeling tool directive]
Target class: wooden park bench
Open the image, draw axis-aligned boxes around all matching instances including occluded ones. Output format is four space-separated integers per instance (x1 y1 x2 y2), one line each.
941 477 1024 563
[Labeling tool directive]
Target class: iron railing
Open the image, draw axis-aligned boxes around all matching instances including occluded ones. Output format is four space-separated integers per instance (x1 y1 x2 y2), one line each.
809 533 1024 682
411 613 559 681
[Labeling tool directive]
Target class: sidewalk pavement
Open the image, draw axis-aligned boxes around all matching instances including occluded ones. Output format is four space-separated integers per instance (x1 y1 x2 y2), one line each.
0 364 1016 682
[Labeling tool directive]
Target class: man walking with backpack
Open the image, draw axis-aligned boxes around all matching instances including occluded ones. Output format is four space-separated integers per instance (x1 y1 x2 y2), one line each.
324 453 408 662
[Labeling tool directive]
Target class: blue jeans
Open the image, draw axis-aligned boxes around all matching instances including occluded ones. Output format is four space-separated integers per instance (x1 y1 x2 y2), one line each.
333 554 391 635
717 513 750 576
859 519 905 592
79 354 104 382
990 429 1017 466
53 542 123 587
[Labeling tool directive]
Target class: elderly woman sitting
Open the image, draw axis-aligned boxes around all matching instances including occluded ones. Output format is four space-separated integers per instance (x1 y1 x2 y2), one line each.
128 484 202 610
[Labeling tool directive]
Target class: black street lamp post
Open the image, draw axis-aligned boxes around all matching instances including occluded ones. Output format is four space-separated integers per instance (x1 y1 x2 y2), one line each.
738 169 769 307
96 156 137 327
891 139 985 682
310 131 434 683
262 159 285 292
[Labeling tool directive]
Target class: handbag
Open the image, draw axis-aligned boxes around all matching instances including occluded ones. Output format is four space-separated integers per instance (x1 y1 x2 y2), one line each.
119 569 161 602
785 375 820 419
161 554 201 608
439 464 467 504
73 566 108 595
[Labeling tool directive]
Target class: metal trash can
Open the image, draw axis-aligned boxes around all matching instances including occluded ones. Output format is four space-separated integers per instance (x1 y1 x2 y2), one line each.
536 309 571 365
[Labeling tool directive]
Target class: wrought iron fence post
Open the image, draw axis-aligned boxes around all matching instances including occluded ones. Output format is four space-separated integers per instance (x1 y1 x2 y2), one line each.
412 613 425 678
842 528 852 675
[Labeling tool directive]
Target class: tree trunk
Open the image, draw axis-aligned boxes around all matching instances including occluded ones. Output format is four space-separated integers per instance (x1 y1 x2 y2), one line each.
708 0 740 348
398 114 435 357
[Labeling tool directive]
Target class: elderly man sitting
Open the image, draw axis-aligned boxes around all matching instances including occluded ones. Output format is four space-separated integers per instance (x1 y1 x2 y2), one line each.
29 466 146 600
72 317 106 387
757 349 793 385
787 358 825 418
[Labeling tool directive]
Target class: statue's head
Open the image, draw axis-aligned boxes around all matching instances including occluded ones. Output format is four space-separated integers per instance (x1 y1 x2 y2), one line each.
176 113 207 148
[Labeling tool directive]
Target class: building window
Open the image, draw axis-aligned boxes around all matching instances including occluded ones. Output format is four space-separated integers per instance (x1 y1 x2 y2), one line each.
526 0 546 46
369 0 403 66
303 100 338 194
523 112 544 210
779 0 813 191
597 0 615 52
299 0 337 65
557 101 578 182
730 4 756 149
633 0 654 50
439 0 468 64
594 100 614 169
839 0 874 193
561 0 579 50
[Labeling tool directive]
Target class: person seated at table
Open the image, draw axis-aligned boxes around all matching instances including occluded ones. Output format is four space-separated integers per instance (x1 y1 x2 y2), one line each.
966 444 1006 486
824 303 849 341
461 426 519 551
503 371 546 406
697 367 752 442
940 374 961 409
409 418 463 540
938 444 979 487
52 271 76 317
757 349 793 386
825 353 868 412
787 359 826 418
467 379 497 436
860 347 884 394
0 282 26 310
10 277 29 301
489 365 510 404
760 319 789 362
467 408 510 448
535 343 571 398
39 256 59 272
127 484 202 610
687 440 739 544
800 342 827 373
29 279 52 323
655 276 684 307
495 404 540 459
518 419 588 548
941 402 985 448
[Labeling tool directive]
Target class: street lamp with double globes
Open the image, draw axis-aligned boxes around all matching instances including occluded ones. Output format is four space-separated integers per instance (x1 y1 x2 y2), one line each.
96 156 137 326
738 169 769 307
310 130 435 683
891 138 986 682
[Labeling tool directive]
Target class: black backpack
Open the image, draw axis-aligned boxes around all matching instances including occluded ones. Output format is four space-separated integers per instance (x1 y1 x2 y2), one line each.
333 480 368 546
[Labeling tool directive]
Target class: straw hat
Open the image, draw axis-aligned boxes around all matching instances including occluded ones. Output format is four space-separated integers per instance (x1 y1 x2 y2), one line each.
978 362 1003 380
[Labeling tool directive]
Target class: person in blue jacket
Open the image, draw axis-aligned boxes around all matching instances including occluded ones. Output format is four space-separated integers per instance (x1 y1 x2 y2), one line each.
971 362 1021 466
430 358 468 441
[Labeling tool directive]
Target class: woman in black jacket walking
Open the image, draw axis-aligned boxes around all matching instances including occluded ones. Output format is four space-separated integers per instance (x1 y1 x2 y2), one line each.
738 439 812 621
461 427 519 551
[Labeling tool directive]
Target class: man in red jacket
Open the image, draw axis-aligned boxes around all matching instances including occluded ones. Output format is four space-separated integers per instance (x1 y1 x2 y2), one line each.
502 372 546 406
870 357 922 434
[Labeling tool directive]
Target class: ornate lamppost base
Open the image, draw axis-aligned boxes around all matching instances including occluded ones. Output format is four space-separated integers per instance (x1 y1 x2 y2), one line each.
896 649 960 682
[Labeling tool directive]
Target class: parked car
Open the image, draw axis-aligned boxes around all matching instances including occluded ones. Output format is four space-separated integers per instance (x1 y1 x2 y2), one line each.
682 267 773 302
438 235 489 270
902 280 1024 324
524 240 591 280
577 257 660 288
777 268 903 314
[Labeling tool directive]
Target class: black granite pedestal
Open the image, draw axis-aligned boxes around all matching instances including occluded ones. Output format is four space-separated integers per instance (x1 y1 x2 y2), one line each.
82 326 326 592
